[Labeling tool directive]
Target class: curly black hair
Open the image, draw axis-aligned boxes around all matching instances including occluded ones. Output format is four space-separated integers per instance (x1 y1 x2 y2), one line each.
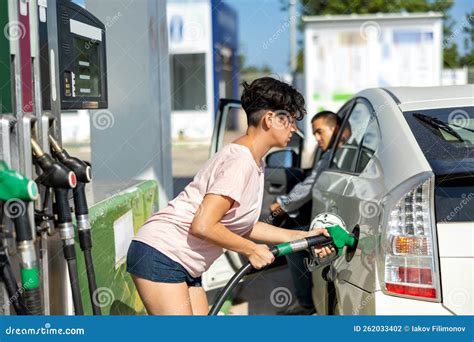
241 77 306 127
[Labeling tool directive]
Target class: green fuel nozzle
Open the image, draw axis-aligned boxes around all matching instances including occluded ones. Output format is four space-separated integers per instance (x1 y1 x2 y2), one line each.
326 224 357 255
270 224 357 257
0 161 39 201
0 161 42 314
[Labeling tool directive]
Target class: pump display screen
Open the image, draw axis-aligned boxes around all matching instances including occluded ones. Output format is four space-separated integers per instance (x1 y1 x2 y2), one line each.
66 37 101 98
46 0 108 110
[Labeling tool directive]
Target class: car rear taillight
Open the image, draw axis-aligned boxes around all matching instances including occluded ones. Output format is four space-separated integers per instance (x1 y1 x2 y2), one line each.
380 174 441 301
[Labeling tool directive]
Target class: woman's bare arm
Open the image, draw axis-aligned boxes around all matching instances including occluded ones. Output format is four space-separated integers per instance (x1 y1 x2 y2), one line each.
190 194 274 269
244 221 304 244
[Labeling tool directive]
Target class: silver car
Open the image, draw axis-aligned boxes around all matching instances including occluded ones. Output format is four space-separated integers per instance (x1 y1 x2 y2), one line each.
311 85 474 315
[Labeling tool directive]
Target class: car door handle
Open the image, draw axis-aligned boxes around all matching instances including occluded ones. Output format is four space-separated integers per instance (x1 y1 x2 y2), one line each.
269 183 285 193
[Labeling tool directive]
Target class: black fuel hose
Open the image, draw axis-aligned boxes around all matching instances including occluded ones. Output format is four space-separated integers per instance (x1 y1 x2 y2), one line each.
49 139 100 315
73 184 100 315
0 251 28 315
63 244 84 315
10 200 42 315
55 188 84 315
208 235 332 315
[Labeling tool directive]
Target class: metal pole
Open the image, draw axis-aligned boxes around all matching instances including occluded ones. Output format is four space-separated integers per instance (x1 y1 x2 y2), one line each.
289 0 297 79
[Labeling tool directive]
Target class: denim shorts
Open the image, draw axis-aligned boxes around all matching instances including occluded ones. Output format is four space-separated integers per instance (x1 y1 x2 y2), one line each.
126 240 202 287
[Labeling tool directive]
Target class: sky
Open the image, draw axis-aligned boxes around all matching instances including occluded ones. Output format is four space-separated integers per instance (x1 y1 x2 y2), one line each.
225 0 474 75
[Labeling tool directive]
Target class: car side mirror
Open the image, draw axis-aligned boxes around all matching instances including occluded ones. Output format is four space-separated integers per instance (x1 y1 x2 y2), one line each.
265 149 296 168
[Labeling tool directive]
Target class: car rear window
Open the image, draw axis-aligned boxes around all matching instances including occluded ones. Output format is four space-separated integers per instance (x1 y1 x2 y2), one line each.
404 107 474 223
404 106 474 177
435 178 474 223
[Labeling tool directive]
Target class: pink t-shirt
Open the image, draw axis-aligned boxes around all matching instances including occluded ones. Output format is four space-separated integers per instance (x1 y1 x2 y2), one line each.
133 143 265 277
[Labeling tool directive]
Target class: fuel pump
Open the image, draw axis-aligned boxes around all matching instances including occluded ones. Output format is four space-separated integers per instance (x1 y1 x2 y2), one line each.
48 135 101 315
30 138 84 315
0 161 42 315
35 0 108 315
2 0 108 315
0 0 42 315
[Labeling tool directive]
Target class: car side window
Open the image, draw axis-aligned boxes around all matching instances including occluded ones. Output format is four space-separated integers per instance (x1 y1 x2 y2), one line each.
355 116 380 173
330 101 372 173
310 100 354 169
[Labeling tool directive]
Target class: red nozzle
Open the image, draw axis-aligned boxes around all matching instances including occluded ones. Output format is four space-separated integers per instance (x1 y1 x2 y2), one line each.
68 172 77 188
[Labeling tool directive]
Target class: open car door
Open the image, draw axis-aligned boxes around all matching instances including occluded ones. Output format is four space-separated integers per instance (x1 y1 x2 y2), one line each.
203 99 308 291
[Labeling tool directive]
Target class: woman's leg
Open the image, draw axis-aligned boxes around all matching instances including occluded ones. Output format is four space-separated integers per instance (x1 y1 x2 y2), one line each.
188 286 209 315
132 275 193 315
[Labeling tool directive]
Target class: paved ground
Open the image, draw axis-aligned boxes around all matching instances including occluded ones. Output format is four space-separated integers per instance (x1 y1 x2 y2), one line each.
228 265 297 315
171 141 209 196
171 141 211 178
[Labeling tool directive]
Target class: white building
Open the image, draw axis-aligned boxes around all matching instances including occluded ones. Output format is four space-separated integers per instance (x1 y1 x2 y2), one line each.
303 12 443 151
167 0 239 140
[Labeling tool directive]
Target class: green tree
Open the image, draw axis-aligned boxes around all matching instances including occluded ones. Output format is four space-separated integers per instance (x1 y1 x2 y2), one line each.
239 54 273 75
444 42 461 69
297 0 452 16
288 0 458 70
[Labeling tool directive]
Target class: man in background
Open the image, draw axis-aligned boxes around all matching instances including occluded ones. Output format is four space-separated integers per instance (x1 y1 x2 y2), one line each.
271 111 350 315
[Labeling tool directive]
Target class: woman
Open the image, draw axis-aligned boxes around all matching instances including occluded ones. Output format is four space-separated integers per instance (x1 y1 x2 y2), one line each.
126 77 333 315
